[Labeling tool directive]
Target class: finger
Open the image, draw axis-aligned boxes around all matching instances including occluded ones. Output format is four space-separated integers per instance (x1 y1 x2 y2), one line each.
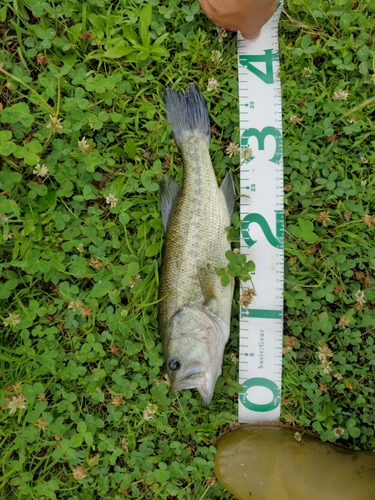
220 25 238 32
200 0 216 23
239 0 278 40
201 0 238 32
240 29 261 40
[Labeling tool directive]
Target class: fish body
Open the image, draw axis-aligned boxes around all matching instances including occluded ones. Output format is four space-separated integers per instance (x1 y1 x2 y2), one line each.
158 85 234 406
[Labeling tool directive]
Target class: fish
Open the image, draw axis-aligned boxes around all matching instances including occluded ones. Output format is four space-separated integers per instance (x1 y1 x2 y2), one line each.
158 85 235 406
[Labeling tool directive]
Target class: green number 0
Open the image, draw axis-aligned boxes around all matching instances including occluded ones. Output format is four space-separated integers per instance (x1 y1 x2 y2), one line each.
240 377 281 412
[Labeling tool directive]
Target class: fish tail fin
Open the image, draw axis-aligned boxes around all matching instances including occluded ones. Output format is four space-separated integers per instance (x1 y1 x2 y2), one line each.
163 85 210 150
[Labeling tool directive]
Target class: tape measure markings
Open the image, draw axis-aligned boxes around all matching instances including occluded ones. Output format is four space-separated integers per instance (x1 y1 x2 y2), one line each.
237 5 284 423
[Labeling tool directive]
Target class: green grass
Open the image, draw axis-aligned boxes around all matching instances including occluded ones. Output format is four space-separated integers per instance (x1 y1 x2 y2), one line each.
1 0 375 498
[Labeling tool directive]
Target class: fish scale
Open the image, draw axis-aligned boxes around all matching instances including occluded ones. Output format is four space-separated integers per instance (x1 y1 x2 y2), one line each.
161 136 230 318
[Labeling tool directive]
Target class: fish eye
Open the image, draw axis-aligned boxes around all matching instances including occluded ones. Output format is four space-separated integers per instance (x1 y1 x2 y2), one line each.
169 359 181 371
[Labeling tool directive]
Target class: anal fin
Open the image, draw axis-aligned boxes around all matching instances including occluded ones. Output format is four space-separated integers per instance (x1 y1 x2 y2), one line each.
160 176 181 231
220 171 235 220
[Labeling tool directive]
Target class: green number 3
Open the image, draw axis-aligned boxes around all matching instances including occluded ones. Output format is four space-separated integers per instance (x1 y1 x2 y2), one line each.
241 126 282 164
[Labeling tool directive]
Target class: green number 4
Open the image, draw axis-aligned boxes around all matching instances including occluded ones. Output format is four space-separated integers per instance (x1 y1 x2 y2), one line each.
239 50 279 84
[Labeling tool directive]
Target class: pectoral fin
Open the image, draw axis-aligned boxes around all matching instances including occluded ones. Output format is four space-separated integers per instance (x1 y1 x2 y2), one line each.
220 171 235 219
197 266 219 311
160 176 181 231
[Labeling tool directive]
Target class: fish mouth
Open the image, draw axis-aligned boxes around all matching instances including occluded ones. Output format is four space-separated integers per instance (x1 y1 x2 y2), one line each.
170 362 206 391
198 386 214 407
170 362 218 406
172 377 216 407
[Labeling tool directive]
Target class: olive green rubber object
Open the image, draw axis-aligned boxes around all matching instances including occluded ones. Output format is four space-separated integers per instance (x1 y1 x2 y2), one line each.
214 426 375 500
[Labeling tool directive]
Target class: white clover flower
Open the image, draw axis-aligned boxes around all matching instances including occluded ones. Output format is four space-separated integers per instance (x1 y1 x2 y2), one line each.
143 403 158 421
105 194 118 208
73 466 88 480
12 381 23 393
318 353 326 363
241 147 253 163
226 142 239 157
128 274 140 288
210 50 222 64
338 315 350 328
77 243 84 253
361 157 368 164
303 67 312 77
355 289 365 306
7 394 27 414
46 115 63 133
332 89 349 101
333 427 344 438
289 115 303 124
68 299 83 310
363 214 375 228
217 27 228 43
231 353 238 364
207 78 219 93
3 313 21 326
35 417 49 431
321 359 332 374
78 137 93 153
318 345 333 357
33 164 49 177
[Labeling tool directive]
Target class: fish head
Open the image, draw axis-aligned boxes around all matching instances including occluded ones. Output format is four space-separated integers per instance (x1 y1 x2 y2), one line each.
163 304 228 406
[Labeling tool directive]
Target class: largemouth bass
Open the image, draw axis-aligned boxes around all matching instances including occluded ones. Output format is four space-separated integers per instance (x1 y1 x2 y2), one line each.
158 85 234 406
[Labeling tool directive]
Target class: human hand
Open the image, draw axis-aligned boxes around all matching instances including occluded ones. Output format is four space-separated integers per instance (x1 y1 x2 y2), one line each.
200 0 278 40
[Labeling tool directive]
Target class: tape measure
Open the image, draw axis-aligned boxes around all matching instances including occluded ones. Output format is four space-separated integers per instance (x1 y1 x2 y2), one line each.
237 4 284 423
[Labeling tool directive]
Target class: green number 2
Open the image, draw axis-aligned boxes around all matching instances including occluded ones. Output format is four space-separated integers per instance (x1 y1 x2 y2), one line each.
239 49 279 84
241 126 282 164
242 211 283 249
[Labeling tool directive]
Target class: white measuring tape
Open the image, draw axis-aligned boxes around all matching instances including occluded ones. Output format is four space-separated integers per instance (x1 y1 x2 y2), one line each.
237 4 284 423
